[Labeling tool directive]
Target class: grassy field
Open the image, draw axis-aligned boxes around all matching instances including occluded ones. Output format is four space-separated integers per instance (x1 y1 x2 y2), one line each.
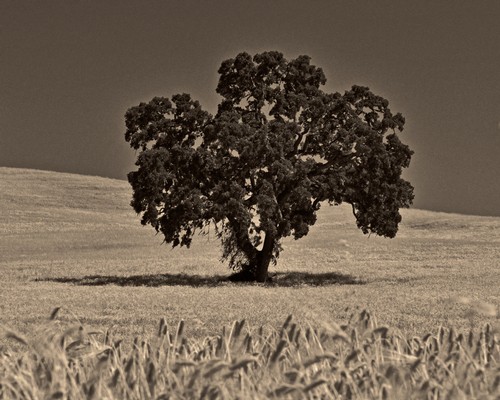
2 308 498 399
0 166 499 344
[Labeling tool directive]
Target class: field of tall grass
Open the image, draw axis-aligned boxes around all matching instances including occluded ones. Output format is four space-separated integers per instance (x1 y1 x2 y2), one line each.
1 308 499 399
0 167 499 398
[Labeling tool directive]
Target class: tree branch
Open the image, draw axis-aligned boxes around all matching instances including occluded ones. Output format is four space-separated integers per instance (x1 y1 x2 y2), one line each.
293 126 309 153
227 216 258 261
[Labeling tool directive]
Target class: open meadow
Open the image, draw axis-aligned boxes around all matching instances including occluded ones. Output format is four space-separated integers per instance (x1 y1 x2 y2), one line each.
0 167 499 398
1 167 498 339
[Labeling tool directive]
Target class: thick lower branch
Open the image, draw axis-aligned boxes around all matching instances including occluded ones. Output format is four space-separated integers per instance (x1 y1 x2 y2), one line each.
227 217 258 262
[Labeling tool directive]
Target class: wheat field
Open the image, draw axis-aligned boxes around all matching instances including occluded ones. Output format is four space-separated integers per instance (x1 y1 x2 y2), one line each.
0 167 499 398
1 308 499 399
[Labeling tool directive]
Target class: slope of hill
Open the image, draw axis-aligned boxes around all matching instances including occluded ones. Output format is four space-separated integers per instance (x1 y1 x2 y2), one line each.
0 168 164 264
0 167 499 340
2 166 498 243
1 167 134 231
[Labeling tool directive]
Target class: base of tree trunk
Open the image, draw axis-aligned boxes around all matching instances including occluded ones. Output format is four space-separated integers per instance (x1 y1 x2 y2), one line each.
227 267 273 283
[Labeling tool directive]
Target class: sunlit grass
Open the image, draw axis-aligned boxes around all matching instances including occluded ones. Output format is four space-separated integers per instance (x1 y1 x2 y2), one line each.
1 308 498 399
1 167 499 342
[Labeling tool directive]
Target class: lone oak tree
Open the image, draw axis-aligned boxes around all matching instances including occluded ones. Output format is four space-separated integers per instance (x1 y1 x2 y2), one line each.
125 51 414 282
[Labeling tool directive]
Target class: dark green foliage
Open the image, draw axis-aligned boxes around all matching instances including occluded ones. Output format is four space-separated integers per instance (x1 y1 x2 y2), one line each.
124 51 414 281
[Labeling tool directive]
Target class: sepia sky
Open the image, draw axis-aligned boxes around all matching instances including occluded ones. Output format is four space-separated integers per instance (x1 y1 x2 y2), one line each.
1 1 499 216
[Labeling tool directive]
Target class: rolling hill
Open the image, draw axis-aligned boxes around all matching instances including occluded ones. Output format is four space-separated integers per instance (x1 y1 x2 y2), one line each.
0 167 498 340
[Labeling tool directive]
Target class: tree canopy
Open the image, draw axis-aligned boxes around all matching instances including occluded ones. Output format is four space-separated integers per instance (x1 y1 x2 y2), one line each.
124 51 414 282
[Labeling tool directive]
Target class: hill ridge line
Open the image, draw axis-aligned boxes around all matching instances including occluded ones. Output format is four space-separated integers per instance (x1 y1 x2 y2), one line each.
2 166 499 219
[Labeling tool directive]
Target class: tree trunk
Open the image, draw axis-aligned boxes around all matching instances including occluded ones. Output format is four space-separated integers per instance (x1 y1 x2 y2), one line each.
255 232 275 282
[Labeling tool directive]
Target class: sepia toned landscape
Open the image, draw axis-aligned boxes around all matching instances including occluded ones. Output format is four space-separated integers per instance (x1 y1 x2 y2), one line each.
2 1 500 397
1 167 498 398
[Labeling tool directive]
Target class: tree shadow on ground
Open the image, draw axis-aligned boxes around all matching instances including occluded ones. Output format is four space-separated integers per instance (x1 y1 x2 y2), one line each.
36 271 364 287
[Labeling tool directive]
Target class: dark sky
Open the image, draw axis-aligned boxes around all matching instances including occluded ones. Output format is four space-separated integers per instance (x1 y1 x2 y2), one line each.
1 1 499 216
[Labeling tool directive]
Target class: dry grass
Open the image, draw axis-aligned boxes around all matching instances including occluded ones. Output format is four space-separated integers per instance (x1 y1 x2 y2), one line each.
1 166 499 342
1 308 499 399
